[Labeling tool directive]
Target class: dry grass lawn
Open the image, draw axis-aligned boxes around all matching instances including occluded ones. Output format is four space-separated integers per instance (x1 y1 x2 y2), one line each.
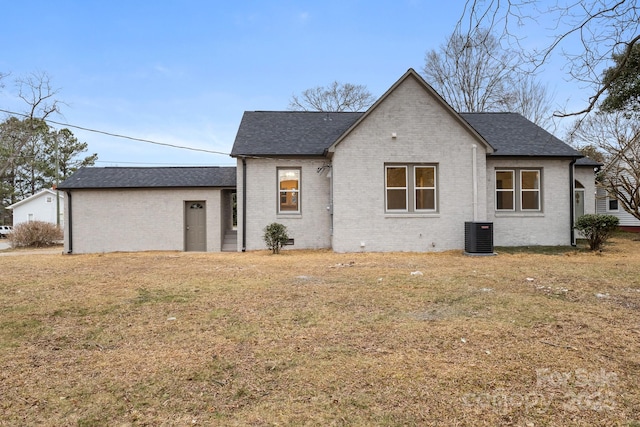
1 235 639 426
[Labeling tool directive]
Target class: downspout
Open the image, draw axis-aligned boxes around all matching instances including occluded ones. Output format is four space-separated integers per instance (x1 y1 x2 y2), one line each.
569 159 577 246
329 164 334 237
66 191 73 254
472 144 478 222
241 157 247 252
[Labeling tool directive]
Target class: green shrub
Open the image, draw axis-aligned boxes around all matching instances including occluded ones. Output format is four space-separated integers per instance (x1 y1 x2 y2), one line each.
575 214 619 251
263 222 289 254
8 221 63 248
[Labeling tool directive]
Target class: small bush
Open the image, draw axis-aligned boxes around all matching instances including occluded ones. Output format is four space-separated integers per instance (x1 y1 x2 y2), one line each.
575 214 619 251
8 221 63 248
263 222 289 254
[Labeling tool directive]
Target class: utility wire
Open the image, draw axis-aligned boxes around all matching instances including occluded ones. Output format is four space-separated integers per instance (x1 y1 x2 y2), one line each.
0 108 232 156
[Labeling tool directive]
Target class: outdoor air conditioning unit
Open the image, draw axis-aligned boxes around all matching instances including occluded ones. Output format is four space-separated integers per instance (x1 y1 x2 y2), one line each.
465 222 494 255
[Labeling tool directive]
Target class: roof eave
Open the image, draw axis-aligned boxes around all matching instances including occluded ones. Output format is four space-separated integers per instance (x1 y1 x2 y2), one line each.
488 153 584 159
58 184 236 191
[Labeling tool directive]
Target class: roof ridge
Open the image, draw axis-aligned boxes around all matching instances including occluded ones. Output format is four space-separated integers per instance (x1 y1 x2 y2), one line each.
250 110 365 114
99 166 235 169
460 111 518 115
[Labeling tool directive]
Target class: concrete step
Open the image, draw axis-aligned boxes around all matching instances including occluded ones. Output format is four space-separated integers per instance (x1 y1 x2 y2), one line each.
222 230 238 252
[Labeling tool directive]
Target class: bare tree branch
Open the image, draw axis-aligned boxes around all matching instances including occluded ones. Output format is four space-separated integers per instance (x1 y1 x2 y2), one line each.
423 27 554 127
456 0 640 117
1 72 63 178
289 81 375 112
569 111 640 220
15 71 63 119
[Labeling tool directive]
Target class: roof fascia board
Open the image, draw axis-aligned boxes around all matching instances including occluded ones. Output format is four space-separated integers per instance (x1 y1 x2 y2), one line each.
238 154 327 160
59 185 235 191
488 154 583 160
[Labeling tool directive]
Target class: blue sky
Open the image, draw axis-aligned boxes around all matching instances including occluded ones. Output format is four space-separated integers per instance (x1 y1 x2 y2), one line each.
1 1 589 167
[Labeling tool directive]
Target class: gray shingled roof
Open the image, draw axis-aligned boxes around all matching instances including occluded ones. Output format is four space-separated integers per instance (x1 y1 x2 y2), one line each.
576 156 602 167
231 110 582 159
231 111 364 157
460 112 581 157
58 166 236 190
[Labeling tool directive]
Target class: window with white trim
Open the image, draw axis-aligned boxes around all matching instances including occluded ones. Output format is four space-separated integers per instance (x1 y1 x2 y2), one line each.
520 170 540 210
385 164 437 213
495 170 515 210
495 168 542 212
385 166 407 211
607 197 619 211
278 168 300 213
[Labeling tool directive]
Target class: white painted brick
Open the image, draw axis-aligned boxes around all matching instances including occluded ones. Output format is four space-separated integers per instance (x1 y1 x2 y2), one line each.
331 76 488 252
63 188 226 254
237 158 332 251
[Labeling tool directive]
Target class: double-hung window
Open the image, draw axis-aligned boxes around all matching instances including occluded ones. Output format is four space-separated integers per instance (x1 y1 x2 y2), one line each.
415 166 436 211
495 170 515 210
278 168 300 213
385 164 437 213
520 170 540 210
495 169 542 212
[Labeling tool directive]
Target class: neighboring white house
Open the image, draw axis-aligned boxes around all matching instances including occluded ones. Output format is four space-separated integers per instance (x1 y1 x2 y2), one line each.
58 69 599 254
596 187 640 231
7 189 65 227
592 146 640 231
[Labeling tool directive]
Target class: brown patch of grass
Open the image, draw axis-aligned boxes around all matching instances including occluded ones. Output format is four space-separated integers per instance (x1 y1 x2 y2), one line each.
1 236 639 425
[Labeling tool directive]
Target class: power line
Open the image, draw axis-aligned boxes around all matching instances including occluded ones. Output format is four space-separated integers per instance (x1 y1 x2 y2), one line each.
0 108 232 156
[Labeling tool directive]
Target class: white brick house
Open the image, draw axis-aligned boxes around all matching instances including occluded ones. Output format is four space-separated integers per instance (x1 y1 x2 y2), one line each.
232 69 599 252
59 69 599 254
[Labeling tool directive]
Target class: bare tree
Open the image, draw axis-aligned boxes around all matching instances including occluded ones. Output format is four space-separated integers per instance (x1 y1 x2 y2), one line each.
423 28 554 128
424 28 516 113
512 76 555 129
457 0 640 117
0 72 63 178
569 111 640 221
289 81 375 112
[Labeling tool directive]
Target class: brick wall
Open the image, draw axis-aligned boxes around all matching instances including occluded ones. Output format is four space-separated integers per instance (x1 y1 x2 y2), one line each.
330 75 489 252
63 188 225 254
487 158 573 246
237 157 332 251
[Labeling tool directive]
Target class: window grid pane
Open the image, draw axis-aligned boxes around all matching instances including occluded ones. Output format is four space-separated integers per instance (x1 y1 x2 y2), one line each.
496 191 515 210
386 167 407 187
387 189 407 210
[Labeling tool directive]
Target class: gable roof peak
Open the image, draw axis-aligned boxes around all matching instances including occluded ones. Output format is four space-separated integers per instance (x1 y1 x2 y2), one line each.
328 68 494 153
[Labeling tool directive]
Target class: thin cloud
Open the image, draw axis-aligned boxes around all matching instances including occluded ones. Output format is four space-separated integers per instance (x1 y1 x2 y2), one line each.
297 11 310 24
